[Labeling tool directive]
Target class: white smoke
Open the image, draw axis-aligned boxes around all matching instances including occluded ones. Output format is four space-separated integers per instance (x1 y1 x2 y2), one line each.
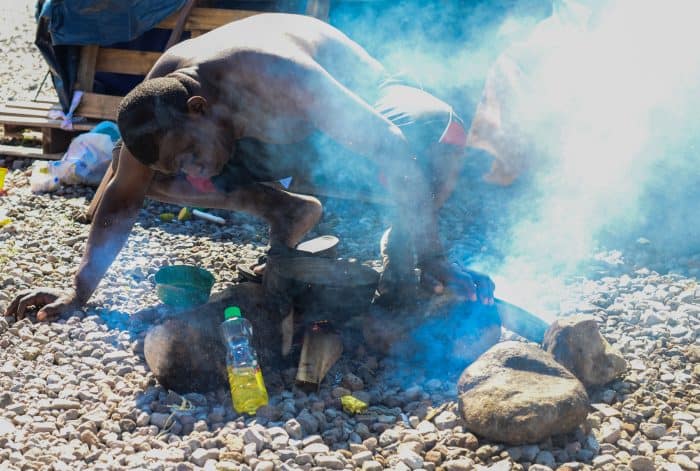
470 0 700 317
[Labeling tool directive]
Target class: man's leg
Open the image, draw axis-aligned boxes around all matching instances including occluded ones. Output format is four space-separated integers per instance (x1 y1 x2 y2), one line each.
377 146 464 303
145 176 322 249
372 84 468 301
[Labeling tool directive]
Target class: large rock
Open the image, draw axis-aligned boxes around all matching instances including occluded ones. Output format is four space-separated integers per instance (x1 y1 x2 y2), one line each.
144 316 227 393
542 315 627 387
458 341 589 445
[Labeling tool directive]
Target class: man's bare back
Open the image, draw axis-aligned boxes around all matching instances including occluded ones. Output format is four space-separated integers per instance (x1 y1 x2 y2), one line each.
154 14 386 142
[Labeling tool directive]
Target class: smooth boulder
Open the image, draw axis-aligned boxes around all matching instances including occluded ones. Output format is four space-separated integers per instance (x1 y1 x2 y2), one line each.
144 316 227 393
542 315 627 386
458 341 589 445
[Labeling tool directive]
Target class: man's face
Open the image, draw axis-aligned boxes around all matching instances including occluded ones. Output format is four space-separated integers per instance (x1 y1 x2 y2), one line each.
154 119 231 178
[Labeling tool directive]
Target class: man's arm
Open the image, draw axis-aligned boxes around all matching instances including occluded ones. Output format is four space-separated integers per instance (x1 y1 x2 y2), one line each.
5 147 154 320
73 148 154 303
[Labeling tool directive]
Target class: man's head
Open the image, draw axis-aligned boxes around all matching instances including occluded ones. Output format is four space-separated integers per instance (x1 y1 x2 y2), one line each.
117 77 190 166
117 76 231 177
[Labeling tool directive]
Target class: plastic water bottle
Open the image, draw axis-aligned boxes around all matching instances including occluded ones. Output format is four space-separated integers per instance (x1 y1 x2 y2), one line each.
220 306 268 414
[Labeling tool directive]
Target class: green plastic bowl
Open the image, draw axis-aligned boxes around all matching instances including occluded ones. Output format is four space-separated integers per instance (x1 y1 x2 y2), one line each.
154 265 215 307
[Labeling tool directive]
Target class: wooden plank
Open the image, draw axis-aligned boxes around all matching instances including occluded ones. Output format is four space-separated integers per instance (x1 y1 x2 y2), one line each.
76 93 121 121
3 95 120 122
77 45 99 92
0 115 95 131
1 128 43 141
0 144 62 160
0 106 54 119
95 49 162 76
4 100 58 111
158 8 259 31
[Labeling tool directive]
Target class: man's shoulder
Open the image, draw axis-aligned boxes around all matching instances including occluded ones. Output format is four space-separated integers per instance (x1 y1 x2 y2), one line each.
146 53 184 79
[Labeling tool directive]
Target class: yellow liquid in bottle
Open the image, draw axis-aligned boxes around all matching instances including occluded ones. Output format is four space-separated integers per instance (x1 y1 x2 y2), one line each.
227 366 269 414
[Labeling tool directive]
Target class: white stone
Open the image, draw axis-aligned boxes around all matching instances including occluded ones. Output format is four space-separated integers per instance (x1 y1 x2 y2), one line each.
629 455 655 471
362 461 383 471
670 454 698 470
398 447 423 469
640 422 667 439
593 455 617 467
353 451 373 466
243 428 267 452
680 423 697 439
50 399 81 410
314 454 345 470
599 419 623 443
0 417 16 436
442 459 474 471
416 420 437 434
487 460 514 471
284 418 303 440
302 442 329 454
434 411 459 430
149 412 173 429
33 422 56 433
190 448 219 467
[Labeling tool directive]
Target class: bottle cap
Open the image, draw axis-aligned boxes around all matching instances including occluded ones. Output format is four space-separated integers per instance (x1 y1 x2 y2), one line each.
224 306 241 320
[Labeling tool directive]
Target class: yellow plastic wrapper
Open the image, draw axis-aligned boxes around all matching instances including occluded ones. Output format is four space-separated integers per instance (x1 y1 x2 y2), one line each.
340 395 368 415
0 167 7 190
178 207 192 221
159 212 175 222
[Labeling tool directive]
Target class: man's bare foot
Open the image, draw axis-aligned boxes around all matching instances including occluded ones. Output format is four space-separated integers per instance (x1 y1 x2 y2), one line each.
242 235 340 281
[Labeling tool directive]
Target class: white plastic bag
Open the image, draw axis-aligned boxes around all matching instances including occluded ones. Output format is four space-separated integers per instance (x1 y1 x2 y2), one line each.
50 121 119 186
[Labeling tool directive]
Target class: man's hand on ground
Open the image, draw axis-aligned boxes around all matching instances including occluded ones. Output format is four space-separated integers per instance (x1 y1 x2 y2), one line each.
5 288 81 322
420 258 495 305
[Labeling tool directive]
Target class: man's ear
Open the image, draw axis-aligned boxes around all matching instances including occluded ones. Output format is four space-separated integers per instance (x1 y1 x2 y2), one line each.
187 96 208 115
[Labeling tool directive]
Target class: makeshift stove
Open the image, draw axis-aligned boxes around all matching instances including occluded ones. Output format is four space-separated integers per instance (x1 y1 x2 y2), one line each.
263 253 380 390
141 249 549 394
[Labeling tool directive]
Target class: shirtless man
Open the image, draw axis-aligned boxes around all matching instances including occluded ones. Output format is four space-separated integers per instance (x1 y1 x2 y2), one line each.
6 13 494 321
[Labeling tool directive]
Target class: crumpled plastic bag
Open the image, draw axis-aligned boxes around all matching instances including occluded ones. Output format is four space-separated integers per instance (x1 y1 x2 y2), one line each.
50 121 119 186
340 395 368 415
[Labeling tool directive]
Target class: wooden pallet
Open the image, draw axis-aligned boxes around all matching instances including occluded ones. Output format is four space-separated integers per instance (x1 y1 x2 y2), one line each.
0 2 330 160
0 7 253 158
0 99 99 157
